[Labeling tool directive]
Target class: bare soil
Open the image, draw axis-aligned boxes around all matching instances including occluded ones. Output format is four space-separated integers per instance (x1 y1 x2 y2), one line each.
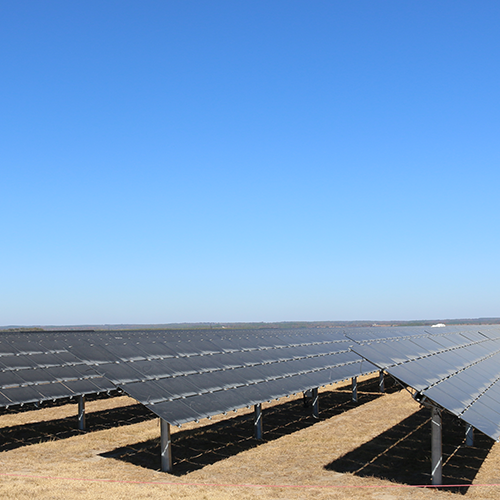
1 375 499 500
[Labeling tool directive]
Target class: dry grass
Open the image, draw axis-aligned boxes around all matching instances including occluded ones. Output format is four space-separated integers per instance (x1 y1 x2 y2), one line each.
0 375 499 500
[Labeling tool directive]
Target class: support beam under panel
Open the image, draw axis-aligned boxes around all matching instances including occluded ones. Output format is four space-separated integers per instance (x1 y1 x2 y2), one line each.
311 387 319 419
161 419 173 472
254 403 263 440
78 395 86 431
379 370 385 393
466 423 474 447
431 406 442 486
351 377 358 403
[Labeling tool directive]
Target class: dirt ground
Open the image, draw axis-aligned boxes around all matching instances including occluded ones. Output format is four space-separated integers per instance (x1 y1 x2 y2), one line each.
1 375 499 500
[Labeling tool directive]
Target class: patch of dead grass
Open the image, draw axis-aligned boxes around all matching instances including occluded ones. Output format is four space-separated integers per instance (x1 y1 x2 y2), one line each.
0 375 498 499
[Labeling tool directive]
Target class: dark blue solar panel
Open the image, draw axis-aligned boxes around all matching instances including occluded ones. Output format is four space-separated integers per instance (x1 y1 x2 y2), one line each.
1 385 43 405
11 324 500 430
350 327 500 441
95 362 144 384
64 377 114 394
0 356 39 371
35 383 75 400
462 406 500 441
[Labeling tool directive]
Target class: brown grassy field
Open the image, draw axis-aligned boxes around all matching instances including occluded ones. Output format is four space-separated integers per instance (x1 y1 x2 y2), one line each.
1 375 499 500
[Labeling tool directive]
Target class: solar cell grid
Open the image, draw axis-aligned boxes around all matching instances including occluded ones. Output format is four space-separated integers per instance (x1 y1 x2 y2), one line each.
69 342 117 365
234 366 269 385
444 372 481 399
459 364 495 391
153 376 201 399
50 351 86 366
64 377 114 394
424 383 473 416
7 342 44 356
349 343 398 369
0 342 19 356
128 342 178 359
0 355 40 371
15 369 57 386
385 363 432 392
475 393 500 417
207 338 242 353
484 381 500 398
47 364 94 381
27 353 66 368
1 385 45 405
36 383 76 400
149 396 218 424
0 392 13 406
123 380 173 405
95 362 145 385
0 371 26 389
187 370 253 394
104 343 148 362
458 331 490 343
124 358 189 379
462 406 500 440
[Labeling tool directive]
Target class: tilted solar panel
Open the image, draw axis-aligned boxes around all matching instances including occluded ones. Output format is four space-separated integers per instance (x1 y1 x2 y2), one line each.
0 331 114 408
62 328 375 426
350 326 500 440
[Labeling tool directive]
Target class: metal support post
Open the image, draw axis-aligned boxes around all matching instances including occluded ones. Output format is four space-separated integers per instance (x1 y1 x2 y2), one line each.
431 406 442 486
78 395 86 431
303 389 312 407
312 387 319 419
161 419 173 472
466 423 474 447
254 403 263 440
352 377 358 403
379 370 385 393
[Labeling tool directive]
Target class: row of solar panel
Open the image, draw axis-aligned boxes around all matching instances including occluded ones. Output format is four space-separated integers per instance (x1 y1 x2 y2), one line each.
2 326 500 437
350 328 500 440
0 378 114 407
0 328 358 414
75 331 376 425
141 361 373 426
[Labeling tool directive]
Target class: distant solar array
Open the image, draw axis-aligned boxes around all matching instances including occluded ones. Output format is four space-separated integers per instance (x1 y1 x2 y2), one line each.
349 325 500 441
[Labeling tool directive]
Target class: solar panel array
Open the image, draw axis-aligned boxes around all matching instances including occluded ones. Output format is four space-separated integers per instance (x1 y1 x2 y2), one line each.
0 328 376 425
349 325 500 440
3 325 500 439
0 331 113 407
70 328 376 426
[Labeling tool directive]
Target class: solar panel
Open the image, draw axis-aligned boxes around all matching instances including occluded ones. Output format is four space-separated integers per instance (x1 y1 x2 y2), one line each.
117 363 375 424
350 326 500 441
0 331 114 407
51 327 371 425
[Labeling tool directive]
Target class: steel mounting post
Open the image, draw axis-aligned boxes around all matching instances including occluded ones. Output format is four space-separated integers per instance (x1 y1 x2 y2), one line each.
78 395 86 431
254 403 263 440
466 423 474 447
379 370 385 393
161 419 173 472
311 387 319 419
351 377 358 403
431 406 442 485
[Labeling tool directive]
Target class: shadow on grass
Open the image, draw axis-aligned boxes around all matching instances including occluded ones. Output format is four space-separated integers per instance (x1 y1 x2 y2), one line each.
325 407 494 494
101 377 393 476
0 401 155 453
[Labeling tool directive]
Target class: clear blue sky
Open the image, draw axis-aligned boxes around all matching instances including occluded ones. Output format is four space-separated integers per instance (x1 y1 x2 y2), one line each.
2 1 499 326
